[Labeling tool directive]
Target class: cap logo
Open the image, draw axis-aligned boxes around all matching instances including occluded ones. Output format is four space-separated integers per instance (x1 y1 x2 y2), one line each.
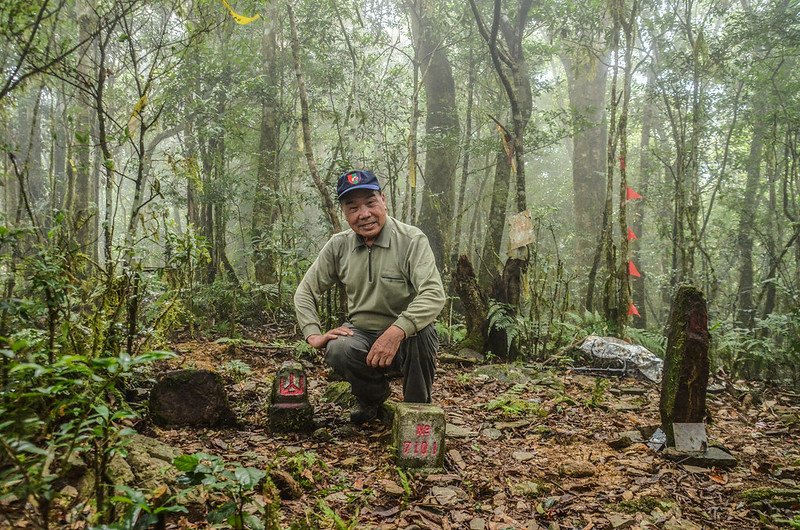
347 172 360 184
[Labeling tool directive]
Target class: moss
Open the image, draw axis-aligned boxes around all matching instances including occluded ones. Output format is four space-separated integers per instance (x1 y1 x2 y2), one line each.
457 335 485 353
510 480 551 498
739 487 800 504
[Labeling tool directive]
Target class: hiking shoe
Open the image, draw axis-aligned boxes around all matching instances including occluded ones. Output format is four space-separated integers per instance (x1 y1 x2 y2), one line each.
350 386 392 425
349 402 379 424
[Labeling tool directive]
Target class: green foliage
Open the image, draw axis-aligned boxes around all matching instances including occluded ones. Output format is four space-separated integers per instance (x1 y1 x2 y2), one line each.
554 311 611 343
587 378 610 408
624 327 667 358
283 450 326 490
435 321 467 345
488 301 524 354
269 338 316 361
484 383 547 417
174 452 278 530
220 360 253 383
93 485 188 530
711 308 800 386
0 342 175 526
396 467 412 500
191 278 265 335
314 499 360 530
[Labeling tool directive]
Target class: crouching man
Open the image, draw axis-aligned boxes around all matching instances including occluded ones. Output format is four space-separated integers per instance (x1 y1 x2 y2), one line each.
294 169 445 424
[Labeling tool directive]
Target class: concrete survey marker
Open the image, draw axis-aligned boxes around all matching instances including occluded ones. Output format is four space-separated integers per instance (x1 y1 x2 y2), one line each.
673 423 708 452
392 403 445 472
269 361 314 433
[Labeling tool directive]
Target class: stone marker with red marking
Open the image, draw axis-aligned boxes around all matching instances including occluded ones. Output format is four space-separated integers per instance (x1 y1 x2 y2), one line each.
392 403 445 472
269 361 314 433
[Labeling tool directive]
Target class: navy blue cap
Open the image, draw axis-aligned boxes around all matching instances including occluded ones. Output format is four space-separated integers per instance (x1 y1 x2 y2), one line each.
336 170 381 199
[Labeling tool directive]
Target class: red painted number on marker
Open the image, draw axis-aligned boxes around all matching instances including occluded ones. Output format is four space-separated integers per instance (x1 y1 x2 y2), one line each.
278 373 304 396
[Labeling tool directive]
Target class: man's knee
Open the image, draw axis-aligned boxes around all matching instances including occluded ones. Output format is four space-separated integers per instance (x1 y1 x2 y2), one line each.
324 336 355 373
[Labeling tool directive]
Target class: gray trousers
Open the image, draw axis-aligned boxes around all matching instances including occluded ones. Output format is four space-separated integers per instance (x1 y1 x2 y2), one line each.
324 323 438 405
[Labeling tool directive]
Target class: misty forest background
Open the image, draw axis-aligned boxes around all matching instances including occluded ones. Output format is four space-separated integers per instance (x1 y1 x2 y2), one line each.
1 0 799 525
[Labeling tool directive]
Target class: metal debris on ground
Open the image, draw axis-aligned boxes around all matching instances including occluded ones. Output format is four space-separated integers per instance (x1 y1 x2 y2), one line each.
576 335 664 382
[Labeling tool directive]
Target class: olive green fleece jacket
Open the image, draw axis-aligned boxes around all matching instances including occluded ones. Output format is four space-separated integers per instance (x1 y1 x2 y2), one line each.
294 217 445 339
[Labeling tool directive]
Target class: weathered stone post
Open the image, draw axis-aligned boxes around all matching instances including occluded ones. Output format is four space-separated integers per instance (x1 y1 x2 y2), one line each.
659 285 710 446
392 403 446 472
269 361 314 433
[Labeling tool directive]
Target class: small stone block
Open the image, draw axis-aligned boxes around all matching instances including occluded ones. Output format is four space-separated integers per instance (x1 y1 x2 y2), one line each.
269 361 314 433
672 423 707 452
661 446 737 469
392 403 446 472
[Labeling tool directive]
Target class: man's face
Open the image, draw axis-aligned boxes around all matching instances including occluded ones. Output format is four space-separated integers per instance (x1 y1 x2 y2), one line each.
341 189 387 243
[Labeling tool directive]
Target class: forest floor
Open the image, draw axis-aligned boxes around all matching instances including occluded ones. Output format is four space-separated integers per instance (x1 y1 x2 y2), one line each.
125 325 800 530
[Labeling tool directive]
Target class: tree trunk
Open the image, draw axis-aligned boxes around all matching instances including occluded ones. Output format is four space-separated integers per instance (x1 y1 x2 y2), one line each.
52 89 68 222
478 148 511 288
74 0 96 260
17 85 46 223
452 255 488 352
407 0 460 271
287 2 341 234
468 0 533 288
452 45 475 265
615 0 638 333
252 19 281 284
735 117 765 329
761 128 777 319
631 62 657 328
561 53 608 278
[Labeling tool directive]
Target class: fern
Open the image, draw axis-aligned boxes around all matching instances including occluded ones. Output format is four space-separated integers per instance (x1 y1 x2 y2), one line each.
624 326 667 357
555 310 611 342
488 301 522 353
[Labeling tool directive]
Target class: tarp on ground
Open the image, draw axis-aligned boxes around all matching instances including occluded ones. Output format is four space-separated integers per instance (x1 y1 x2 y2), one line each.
577 335 663 383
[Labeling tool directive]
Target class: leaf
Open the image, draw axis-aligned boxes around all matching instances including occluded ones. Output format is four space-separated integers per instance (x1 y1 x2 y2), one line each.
234 466 265 489
208 502 236 524
133 351 177 365
9 362 46 377
173 454 200 472
243 514 266 530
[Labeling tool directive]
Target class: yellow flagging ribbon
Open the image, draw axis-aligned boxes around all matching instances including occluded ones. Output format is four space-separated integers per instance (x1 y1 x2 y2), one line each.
219 0 260 24
127 94 147 137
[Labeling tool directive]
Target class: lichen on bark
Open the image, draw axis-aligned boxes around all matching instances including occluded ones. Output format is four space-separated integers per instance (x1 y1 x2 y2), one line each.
659 284 710 446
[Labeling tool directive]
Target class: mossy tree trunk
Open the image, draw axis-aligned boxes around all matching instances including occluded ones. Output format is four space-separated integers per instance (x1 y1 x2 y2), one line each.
452 255 487 352
659 284 710 446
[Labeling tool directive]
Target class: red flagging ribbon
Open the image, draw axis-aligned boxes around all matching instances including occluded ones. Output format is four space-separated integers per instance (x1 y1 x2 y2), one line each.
628 260 641 278
627 227 638 241
627 303 640 317
626 186 642 200
619 156 626 171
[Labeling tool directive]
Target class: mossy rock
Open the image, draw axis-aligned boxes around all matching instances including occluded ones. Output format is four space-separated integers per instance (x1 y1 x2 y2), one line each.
321 381 355 408
149 369 236 427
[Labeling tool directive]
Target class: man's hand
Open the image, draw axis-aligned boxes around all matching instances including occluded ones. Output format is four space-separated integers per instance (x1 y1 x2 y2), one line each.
366 325 405 368
306 326 354 350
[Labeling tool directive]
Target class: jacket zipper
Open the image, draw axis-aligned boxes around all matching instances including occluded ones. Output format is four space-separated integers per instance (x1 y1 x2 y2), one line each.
368 247 372 283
